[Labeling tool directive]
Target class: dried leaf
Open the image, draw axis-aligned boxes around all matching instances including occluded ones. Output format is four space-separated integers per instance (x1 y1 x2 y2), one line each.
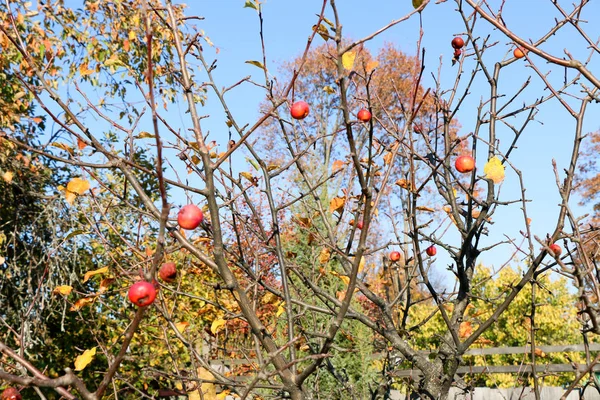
76 137 87 150
484 156 505 184
319 248 331 264
358 256 366 274
243 0 258 10
70 297 96 311
329 197 345 213
395 179 412 190
323 85 336 95
98 278 115 294
135 131 155 139
211 318 226 335
416 206 435 213
459 321 472 338
74 347 96 371
51 142 73 154
53 285 73 296
267 164 279 172
534 347 546 358
83 266 108 283
332 160 345 172
383 151 394 166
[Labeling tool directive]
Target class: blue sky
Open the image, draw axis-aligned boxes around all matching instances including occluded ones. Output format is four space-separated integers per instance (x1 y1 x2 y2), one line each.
169 1 600 276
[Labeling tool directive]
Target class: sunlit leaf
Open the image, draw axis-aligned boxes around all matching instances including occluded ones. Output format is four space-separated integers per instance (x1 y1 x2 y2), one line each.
211 318 227 335
484 156 505 184
276 302 286 317
342 51 356 70
66 178 90 195
175 321 189 333
135 131 155 139
51 142 74 154
98 278 115 294
83 266 108 283
74 347 96 371
2 171 13 183
329 196 345 213
358 256 366 273
53 285 73 296
459 321 472 338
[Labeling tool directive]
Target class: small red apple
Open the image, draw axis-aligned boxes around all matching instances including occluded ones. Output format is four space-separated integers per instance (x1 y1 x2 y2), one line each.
178 204 203 230
425 245 437 257
451 36 465 49
549 243 562 257
128 281 157 307
357 108 372 122
513 47 526 59
356 220 364 229
290 101 310 120
1 388 21 400
455 155 475 174
389 251 401 262
159 262 177 283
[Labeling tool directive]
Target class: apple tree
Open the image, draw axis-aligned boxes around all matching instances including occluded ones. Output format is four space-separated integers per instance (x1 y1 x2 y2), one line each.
1 0 600 400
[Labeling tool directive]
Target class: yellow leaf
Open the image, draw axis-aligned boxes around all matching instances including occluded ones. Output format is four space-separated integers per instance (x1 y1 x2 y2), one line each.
276 302 285 317
216 390 231 399
53 285 73 296
2 171 13 183
211 318 226 335
51 142 73 154
74 347 96 371
323 85 336 95
79 62 94 77
329 196 345 213
175 321 189 333
128 30 136 41
0 256 5 264
195 367 216 399
135 131 155 139
358 256 366 274
332 160 345 172
66 177 90 195
342 51 356 70
83 266 108 283
484 156 505 184
319 248 331 264
267 164 279 172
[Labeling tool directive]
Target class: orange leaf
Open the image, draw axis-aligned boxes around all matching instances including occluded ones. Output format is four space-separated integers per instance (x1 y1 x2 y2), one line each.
83 266 108 283
70 296 96 311
53 285 73 296
329 197 345 213
332 160 345 173
77 137 87 150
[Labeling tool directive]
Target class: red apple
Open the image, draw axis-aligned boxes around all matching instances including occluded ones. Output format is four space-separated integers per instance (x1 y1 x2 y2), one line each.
513 47 526 59
357 108 372 122
549 243 562 257
128 281 157 307
178 204 203 230
389 251 401 262
1 388 21 400
455 155 475 174
159 262 177 283
451 36 465 49
356 220 364 230
290 101 310 120
425 245 437 257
